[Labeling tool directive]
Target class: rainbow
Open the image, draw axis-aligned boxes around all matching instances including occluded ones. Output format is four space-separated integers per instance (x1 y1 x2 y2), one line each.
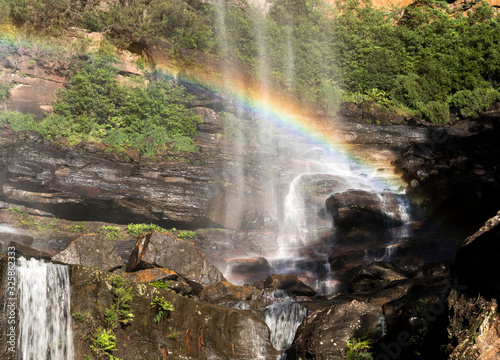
154 61 406 192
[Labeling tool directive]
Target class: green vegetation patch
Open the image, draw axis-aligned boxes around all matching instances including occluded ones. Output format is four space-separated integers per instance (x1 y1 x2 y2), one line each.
126 223 167 238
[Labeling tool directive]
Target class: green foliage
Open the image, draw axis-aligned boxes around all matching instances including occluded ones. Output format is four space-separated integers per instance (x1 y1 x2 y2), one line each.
104 274 134 329
151 296 174 324
7 206 59 234
450 88 500 118
90 327 122 360
418 101 450 124
147 280 171 289
98 226 121 240
0 81 13 100
67 222 88 233
126 223 167 238
72 311 91 323
177 230 197 239
345 337 374 360
0 111 38 132
168 326 182 340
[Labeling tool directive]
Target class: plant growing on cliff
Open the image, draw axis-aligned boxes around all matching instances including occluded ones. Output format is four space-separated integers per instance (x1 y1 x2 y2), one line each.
177 230 197 239
151 296 174 324
345 337 373 360
90 327 122 360
147 280 172 289
98 226 121 240
104 274 134 329
126 223 167 238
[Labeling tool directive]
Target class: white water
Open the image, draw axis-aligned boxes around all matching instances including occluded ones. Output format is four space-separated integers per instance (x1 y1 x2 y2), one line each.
264 301 308 351
17 257 73 360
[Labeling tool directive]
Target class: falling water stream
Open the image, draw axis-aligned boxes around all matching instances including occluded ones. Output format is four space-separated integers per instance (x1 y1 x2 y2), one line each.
16 257 73 360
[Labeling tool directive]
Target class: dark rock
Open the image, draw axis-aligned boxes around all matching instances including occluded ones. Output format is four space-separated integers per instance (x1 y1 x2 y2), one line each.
288 299 382 360
452 210 500 299
348 261 407 294
326 189 405 231
260 274 316 297
7 241 52 260
51 234 123 271
0 230 34 246
126 231 225 288
194 107 224 133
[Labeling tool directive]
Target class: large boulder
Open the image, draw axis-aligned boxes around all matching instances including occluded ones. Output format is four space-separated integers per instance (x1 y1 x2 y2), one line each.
348 261 407 294
256 274 316 297
288 299 382 360
52 234 123 271
200 281 256 303
326 190 405 231
126 231 225 288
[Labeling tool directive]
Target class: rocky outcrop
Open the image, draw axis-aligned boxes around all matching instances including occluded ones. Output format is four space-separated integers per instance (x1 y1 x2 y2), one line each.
326 190 405 231
71 265 281 359
0 127 222 227
348 262 407 294
52 234 123 271
255 274 316 297
126 231 226 288
446 290 500 359
200 281 257 303
288 299 382 360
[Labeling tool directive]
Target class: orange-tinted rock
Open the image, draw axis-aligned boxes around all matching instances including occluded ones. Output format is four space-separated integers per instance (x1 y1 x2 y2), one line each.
200 281 257 303
124 268 178 283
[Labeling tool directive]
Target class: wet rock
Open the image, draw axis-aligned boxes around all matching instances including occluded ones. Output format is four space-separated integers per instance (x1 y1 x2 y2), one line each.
200 281 256 303
348 261 407 294
51 234 123 271
71 265 281 359
326 190 404 231
257 274 316 297
8 241 52 260
226 256 271 284
194 107 224 133
288 299 382 360
126 231 225 288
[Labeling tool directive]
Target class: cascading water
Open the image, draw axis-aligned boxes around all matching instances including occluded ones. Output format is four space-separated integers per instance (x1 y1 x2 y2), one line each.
16 257 73 360
262 291 309 351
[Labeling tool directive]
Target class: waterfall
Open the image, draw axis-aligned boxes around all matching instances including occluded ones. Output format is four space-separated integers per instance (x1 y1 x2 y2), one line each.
264 301 308 351
17 257 73 360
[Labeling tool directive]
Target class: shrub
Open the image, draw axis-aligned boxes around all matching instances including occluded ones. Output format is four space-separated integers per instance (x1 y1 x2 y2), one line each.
450 88 500 118
418 101 450 124
0 111 38 132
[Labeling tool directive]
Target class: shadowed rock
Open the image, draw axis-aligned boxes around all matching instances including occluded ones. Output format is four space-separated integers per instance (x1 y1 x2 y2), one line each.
52 234 123 271
326 189 404 231
255 274 316 297
288 299 382 360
